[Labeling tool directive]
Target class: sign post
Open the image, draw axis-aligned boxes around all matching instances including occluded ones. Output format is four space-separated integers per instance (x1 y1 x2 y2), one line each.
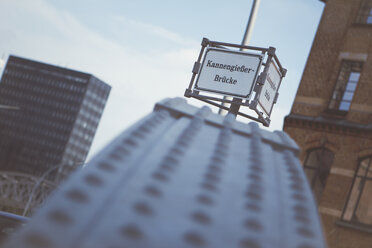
185 38 286 127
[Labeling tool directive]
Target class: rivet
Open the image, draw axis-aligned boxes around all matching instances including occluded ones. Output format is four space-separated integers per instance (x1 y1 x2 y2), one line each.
163 155 178 165
297 227 315 238
204 172 220 183
109 152 122 161
133 202 153 216
243 219 263 232
160 163 174 172
293 205 309 215
297 244 316 248
191 211 211 225
211 155 224 164
183 231 206 246
290 183 304 192
245 202 261 212
65 189 89 204
247 183 263 193
84 174 103 187
123 138 137 147
290 175 302 183
240 238 261 248
214 146 228 156
98 162 116 172
250 165 263 172
177 138 190 147
132 130 146 139
197 194 214 206
247 173 262 182
48 210 73 225
245 191 262 201
207 164 221 174
200 182 219 193
152 171 169 182
144 185 162 198
171 147 184 155
139 125 151 133
295 214 311 224
288 168 300 175
121 224 143 240
292 193 307 202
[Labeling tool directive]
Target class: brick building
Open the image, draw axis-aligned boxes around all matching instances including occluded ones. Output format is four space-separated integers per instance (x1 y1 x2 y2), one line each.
283 0 372 247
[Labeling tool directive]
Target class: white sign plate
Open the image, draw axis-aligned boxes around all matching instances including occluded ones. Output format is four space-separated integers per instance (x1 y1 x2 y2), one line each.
258 61 282 115
195 48 262 99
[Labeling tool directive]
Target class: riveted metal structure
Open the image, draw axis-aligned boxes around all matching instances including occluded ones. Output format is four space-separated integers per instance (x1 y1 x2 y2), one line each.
5 98 325 248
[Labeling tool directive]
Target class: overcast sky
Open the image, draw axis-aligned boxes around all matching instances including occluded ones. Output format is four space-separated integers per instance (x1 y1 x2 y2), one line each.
0 0 324 159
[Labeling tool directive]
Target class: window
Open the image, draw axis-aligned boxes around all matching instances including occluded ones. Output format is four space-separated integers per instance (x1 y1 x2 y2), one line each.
356 0 372 24
341 157 372 229
328 61 362 112
303 148 334 203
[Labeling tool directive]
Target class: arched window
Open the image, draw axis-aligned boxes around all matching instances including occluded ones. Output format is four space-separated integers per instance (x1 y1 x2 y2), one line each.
303 148 334 203
341 157 372 229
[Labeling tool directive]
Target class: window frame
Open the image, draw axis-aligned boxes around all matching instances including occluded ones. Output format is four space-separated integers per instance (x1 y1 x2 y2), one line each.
339 156 372 233
327 60 363 115
303 147 334 204
356 0 372 25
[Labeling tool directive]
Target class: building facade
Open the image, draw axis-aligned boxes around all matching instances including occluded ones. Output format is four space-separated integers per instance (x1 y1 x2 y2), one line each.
284 0 372 247
0 55 111 182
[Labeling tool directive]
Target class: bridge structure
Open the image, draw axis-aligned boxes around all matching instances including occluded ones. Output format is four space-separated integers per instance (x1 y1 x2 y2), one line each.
0 171 57 216
4 98 326 248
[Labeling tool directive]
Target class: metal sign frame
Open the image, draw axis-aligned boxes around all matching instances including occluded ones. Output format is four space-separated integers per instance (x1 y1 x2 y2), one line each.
184 38 286 127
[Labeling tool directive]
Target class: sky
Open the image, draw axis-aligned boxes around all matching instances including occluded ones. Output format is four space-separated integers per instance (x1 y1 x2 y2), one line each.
0 0 325 159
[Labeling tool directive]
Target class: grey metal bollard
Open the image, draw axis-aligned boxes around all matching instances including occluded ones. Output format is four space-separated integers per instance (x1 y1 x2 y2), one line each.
4 98 326 248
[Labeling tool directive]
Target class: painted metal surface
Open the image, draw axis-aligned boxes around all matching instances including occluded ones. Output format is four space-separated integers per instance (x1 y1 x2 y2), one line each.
4 98 325 248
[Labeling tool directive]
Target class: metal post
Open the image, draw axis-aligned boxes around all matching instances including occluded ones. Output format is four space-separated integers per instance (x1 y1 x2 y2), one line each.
241 0 261 49
219 0 261 116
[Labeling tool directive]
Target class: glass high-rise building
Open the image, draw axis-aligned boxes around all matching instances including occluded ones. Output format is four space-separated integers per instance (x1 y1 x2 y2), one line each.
0 55 111 180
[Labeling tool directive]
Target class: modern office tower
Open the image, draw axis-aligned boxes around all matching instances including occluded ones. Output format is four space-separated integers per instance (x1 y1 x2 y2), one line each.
283 0 372 247
0 55 111 181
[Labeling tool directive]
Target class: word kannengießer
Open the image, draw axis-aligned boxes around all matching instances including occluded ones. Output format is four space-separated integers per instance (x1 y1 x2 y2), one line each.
206 60 255 73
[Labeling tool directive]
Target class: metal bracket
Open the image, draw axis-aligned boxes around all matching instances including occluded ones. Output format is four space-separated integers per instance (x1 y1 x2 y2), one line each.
201 37 209 46
274 92 279 104
192 62 201 74
268 46 276 56
282 68 287 77
249 99 258 109
184 88 192 97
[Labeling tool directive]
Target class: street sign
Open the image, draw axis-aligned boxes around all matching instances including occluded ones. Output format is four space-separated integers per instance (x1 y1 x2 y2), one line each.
258 61 282 115
195 48 262 99
184 38 286 127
